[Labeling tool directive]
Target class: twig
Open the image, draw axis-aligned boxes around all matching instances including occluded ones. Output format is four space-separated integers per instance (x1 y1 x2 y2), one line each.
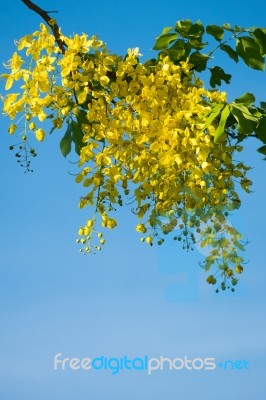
20 0 66 53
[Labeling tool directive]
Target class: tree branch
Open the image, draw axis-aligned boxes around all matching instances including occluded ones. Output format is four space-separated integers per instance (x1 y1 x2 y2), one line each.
20 0 66 53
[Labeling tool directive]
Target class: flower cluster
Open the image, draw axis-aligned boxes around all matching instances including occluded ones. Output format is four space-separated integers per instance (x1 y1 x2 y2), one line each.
1 24 251 290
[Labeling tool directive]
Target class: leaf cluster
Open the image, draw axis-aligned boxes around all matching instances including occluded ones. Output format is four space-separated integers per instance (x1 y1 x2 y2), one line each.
153 20 266 154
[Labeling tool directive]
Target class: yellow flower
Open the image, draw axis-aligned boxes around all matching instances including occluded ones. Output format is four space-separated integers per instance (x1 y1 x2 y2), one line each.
35 128 45 142
29 122 36 131
38 110 47 122
99 75 110 86
145 236 153 244
127 47 142 57
8 124 17 135
136 224 147 233
106 218 117 229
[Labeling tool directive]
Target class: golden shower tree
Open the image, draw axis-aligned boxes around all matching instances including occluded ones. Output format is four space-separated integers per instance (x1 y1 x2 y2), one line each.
2 0 266 291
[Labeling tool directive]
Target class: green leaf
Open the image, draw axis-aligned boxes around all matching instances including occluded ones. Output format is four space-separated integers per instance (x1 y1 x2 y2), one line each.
233 25 251 33
189 39 207 50
231 103 258 121
60 123 72 157
260 102 266 110
252 28 266 56
222 24 250 34
160 26 174 36
231 105 255 135
166 48 186 61
210 66 231 88
71 120 85 156
188 21 205 40
175 20 194 36
203 103 224 129
153 32 178 50
235 92 255 106
206 25 224 41
214 105 231 143
189 52 210 71
76 109 88 126
257 144 266 155
167 40 186 61
220 44 239 62
222 23 233 32
144 58 157 68
175 21 205 50
256 115 266 143
236 36 265 70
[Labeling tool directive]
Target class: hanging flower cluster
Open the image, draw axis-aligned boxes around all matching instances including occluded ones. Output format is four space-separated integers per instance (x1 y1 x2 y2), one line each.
2 23 252 291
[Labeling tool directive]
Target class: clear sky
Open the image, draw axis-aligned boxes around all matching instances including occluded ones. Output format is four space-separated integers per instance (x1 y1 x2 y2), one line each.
0 1 266 399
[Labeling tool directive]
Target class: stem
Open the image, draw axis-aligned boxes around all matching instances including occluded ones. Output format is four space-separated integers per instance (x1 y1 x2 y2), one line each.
20 0 66 53
207 33 238 59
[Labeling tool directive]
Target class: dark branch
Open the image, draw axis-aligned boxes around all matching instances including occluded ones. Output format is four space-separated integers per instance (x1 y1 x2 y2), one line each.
20 0 66 53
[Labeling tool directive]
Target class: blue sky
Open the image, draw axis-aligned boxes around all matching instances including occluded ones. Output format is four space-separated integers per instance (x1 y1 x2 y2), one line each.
0 0 266 399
